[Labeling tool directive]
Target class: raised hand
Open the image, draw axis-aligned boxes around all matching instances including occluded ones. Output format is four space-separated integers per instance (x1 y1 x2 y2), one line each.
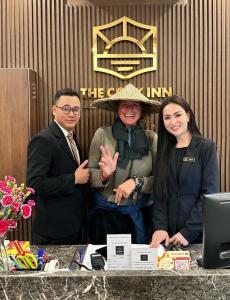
75 160 90 184
98 145 119 178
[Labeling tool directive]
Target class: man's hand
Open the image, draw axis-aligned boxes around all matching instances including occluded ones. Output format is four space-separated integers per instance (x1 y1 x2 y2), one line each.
169 232 189 246
113 178 136 205
150 230 170 248
74 160 90 184
98 145 119 178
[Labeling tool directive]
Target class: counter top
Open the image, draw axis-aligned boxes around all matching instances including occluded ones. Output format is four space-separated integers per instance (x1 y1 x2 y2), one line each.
0 244 230 299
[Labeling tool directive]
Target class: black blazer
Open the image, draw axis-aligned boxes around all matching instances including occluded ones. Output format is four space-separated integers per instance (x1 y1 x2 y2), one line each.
27 121 86 239
153 136 220 243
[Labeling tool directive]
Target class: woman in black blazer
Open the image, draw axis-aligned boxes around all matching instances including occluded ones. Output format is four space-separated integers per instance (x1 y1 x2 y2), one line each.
150 96 219 247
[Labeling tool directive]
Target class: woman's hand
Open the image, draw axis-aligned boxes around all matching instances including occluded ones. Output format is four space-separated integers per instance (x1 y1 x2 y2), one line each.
98 145 119 178
150 230 170 248
169 232 189 246
113 179 136 205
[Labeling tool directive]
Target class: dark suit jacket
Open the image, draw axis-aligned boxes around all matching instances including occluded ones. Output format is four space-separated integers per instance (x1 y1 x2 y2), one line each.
153 136 220 243
27 121 86 239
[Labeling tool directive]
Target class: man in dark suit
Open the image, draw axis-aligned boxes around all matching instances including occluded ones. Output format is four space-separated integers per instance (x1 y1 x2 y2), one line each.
27 88 90 245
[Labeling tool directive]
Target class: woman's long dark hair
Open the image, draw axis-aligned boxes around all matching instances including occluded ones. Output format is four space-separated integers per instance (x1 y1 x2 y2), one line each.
154 95 202 201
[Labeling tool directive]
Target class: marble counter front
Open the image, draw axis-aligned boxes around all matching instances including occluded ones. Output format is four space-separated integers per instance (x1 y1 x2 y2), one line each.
0 244 230 299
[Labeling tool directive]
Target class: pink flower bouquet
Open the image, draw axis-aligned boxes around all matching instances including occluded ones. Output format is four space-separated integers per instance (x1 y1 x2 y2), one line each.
0 176 35 238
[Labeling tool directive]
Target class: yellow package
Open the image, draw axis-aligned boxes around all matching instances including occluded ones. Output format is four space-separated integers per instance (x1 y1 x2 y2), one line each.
158 251 191 270
7 241 30 256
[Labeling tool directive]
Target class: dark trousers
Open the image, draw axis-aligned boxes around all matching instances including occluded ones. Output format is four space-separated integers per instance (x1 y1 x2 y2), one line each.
32 231 82 245
89 204 153 245
89 208 135 245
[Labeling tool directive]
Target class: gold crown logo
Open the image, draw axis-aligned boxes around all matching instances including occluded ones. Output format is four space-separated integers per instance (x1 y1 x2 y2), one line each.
93 16 157 80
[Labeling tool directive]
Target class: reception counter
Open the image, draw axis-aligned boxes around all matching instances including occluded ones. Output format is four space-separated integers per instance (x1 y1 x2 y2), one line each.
0 244 230 299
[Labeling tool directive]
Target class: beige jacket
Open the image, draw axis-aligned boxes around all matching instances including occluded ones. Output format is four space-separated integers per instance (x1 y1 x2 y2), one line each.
88 126 157 205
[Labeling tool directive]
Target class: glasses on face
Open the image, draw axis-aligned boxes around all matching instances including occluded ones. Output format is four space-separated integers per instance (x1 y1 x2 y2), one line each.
55 105 82 115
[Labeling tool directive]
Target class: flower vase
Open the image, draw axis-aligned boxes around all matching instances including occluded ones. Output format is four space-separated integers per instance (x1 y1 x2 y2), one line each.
0 238 10 271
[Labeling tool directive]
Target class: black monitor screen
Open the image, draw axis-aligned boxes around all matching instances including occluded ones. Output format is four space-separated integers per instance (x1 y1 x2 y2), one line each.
203 192 230 269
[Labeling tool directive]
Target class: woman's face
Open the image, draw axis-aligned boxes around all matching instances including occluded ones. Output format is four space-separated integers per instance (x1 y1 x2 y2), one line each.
162 103 190 139
118 101 142 126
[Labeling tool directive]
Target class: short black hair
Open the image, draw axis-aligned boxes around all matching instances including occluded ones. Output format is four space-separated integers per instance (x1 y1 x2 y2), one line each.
54 88 80 104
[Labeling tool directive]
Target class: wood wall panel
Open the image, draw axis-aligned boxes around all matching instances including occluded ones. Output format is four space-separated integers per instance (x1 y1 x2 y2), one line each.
0 69 37 241
0 0 229 240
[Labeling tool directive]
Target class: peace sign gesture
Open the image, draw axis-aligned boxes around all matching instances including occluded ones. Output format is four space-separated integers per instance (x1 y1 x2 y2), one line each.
98 145 119 178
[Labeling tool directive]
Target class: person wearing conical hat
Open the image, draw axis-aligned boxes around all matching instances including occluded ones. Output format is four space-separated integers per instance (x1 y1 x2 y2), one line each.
88 83 160 244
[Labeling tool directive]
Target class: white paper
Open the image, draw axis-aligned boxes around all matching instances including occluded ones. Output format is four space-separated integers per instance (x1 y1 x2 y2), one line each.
81 240 164 271
107 234 132 270
131 244 158 270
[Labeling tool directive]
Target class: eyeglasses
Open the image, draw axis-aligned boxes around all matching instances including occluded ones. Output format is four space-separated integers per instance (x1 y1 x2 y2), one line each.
55 105 82 115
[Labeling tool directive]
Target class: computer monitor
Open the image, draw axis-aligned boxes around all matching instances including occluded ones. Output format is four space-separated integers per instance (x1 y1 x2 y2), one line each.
203 192 230 269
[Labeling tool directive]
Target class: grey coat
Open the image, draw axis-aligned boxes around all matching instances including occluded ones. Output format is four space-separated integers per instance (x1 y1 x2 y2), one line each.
88 126 157 205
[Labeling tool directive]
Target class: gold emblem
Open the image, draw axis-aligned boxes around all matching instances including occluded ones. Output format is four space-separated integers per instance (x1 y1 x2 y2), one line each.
93 16 157 80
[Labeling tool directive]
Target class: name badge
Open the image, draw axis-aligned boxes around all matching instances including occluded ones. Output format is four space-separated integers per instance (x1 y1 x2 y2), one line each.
183 156 196 163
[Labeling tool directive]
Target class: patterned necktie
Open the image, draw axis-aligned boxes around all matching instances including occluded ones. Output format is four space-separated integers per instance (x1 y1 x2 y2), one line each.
67 132 80 164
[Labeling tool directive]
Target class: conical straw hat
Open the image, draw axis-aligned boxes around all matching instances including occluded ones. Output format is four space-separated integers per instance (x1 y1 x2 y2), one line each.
92 83 160 114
